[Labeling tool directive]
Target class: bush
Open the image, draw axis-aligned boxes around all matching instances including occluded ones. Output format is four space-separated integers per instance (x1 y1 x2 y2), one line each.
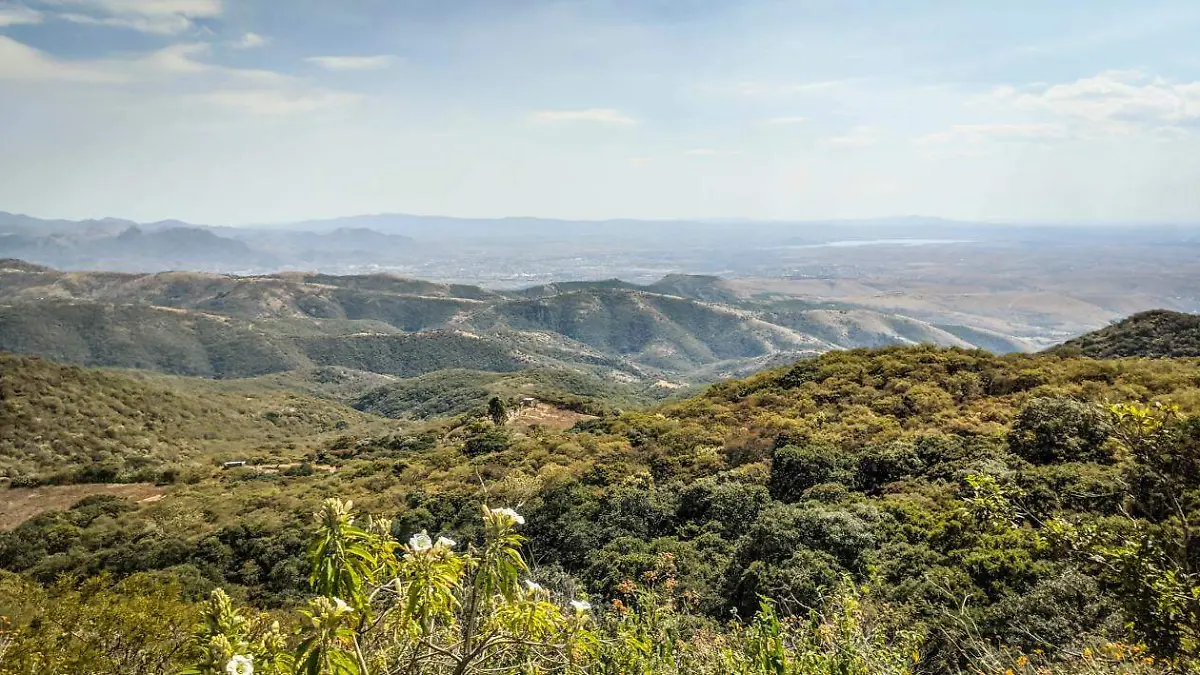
462 426 511 457
8 474 40 488
1008 397 1112 464
857 441 924 491
167 500 927 675
769 443 851 501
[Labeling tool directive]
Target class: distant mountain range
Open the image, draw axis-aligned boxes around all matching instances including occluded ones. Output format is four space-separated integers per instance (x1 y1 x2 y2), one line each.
6 210 1200 277
0 261 1034 384
0 211 422 273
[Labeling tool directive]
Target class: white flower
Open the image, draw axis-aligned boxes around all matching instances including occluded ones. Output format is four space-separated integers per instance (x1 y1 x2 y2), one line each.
570 599 592 612
492 507 526 525
524 579 544 594
226 654 254 675
332 597 351 615
409 531 433 551
436 536 456 549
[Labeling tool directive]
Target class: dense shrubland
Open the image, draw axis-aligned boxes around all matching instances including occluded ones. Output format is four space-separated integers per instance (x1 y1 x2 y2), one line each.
1054 310 1200 359
2 346 1200 673
0 495 1184 674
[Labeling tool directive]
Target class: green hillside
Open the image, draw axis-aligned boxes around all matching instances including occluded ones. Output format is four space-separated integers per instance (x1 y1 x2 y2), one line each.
0 353 392 482
0 301 540 378
766 308 972 349
0 266 489 326
645 272 748 304
298 332 525 376
512 278 643 299
0 302 305 377
229 366 401 400
460 289 826 372
1053 309 1200 358
2 345 1199 672
0 264 1036 384
298 272 502 300
351 367 658 420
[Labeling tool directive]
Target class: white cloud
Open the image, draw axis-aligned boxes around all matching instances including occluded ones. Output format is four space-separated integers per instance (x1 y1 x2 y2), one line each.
530 108 637 125
915 123 1067 145
684 148 720 156
45 0 223 17
0 36 221 82
43 0 222 34
197 89 363 115
233 32 268 49
0 3 42 26
136 41 212 74
73 0 223 15
985 70 1200 132
824 125 879 147
58 10 190 34
763 116 807 125
305 55 397 71
0 35 354 117
103 41 285 83
0 35 126 82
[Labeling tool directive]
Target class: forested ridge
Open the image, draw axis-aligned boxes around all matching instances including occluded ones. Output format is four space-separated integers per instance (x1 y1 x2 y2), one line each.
1 345 1199 673
0 262 1035 387
1053 310 1200 359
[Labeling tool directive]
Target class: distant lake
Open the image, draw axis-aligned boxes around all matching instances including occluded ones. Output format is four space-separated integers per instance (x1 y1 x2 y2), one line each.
781 239 971 249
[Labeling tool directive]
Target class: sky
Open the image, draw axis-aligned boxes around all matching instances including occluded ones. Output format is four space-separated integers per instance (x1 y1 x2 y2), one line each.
2 0 1200 225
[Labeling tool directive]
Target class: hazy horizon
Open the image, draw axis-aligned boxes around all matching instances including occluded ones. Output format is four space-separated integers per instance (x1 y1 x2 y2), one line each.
6 208 1200 230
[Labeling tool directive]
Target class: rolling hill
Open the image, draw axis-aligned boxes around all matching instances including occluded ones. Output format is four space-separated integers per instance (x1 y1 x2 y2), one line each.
351 367 659 420
0 261 1034 385
0 353 392 482
1050 309 1200 358
453 289 828 373
767 308 976 349
0 301 534 379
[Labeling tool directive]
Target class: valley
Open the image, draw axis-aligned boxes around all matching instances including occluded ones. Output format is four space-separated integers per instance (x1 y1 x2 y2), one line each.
7 212 1199 350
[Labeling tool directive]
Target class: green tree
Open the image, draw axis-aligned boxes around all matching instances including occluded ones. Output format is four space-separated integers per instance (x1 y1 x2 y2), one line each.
0 572 197 675
1007 397 1112 465
488 396 508 426
769 444 851 502
1050 403 1200 666
462 426 510 457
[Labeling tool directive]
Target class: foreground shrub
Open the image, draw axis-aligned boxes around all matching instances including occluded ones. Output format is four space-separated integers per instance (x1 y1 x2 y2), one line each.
172 499 925 675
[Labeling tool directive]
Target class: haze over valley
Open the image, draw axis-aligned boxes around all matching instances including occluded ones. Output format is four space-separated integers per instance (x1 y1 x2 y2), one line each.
4 210 1199 351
